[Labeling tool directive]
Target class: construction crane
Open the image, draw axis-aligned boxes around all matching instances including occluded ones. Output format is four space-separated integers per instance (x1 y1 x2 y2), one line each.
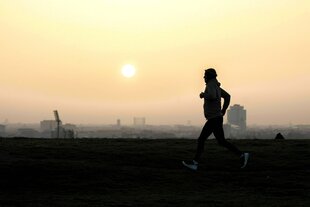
53 110 61 138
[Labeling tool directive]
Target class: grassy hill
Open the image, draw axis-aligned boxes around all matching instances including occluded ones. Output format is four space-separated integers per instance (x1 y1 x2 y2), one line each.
0 138 309 207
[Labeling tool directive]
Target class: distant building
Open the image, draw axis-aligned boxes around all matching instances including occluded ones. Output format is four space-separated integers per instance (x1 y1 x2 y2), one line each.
117 119 121 127
227 104 247 131
0 124 6 136
62 124 76 138
40 120 62 132
62 123 77 131
223 124 232 138
17 128 40 138
133 117 146 127
51 126 74 138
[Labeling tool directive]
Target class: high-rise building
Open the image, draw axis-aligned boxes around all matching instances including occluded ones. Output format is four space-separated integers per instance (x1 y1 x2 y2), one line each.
227 104 246 131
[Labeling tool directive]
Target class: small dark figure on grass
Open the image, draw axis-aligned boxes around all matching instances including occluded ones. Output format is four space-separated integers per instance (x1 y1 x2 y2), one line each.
275 133 285 140
182 68 250 171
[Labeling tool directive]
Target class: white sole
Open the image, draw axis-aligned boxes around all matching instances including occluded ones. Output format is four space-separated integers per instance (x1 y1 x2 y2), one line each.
182 161 198 171
241 153 250 169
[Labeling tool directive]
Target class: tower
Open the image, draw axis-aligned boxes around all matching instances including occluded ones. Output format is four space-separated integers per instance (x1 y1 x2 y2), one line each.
117 119 121 127
227 104 246 131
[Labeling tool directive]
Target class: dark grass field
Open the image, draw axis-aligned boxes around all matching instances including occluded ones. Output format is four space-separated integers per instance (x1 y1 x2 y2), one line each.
0 138 309 207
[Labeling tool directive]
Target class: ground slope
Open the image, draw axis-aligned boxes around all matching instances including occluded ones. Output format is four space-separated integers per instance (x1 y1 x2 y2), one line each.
0 138 309 207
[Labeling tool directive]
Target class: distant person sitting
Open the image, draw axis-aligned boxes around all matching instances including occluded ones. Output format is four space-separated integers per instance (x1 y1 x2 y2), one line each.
182 68 249 171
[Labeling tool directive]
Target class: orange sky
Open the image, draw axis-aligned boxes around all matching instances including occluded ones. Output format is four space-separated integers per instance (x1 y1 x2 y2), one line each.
0 0 310 125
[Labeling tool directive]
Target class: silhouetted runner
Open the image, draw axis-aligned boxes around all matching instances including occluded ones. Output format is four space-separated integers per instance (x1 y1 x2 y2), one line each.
182 68 249 171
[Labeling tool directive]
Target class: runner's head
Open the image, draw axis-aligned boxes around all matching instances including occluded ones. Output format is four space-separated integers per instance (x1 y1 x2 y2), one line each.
204 68 217 82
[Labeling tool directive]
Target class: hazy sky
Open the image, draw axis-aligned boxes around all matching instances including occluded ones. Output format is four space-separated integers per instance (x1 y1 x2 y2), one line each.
1 0 310 125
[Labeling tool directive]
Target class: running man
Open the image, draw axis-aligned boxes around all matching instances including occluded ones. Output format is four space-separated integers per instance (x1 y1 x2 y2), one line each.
182 68 249 171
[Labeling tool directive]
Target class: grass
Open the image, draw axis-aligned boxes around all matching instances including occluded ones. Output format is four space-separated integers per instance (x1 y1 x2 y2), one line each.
0 138 309 206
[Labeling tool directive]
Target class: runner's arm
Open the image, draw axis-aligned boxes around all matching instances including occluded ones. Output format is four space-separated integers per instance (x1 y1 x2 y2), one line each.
221 88 230 115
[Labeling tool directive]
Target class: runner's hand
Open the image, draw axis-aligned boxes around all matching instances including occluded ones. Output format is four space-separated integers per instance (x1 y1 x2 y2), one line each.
200 92 204 99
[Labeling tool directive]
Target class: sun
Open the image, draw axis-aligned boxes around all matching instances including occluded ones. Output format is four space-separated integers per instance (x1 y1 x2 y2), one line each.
121 64 136 78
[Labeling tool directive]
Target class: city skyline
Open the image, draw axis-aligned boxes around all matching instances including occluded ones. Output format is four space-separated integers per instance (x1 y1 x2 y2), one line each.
1 1 310 125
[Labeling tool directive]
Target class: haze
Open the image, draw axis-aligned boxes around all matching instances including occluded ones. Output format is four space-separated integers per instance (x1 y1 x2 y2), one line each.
0 0 309 125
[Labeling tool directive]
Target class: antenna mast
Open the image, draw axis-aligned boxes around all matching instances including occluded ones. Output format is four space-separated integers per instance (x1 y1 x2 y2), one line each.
53 110 61 138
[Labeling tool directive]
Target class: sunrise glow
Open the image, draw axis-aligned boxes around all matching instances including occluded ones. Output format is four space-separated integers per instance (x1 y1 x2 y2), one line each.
0 0 309 125
121 64 136 78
